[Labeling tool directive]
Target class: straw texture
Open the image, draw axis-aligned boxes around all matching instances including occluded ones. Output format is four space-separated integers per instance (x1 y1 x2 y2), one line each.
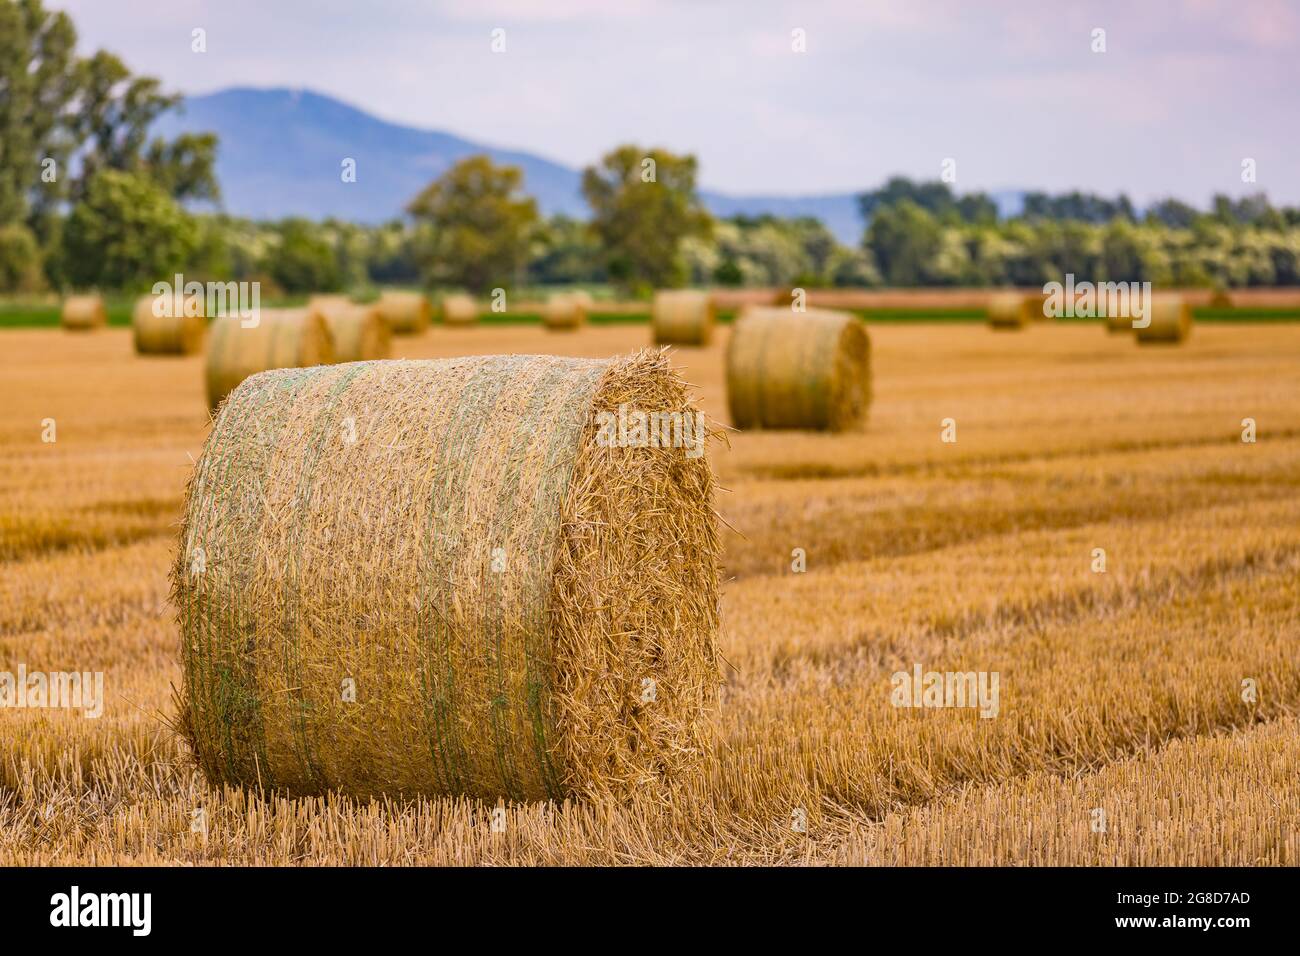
314 302 391 363
61 295 107 332
376 291 431 335
1136 295 1193 345
204 309 335 412
726 307 870 431
440 294 479 326
173 350 721 802
132 295 206 355
542 293 586 331
987 293 1034 330
652 290 715 346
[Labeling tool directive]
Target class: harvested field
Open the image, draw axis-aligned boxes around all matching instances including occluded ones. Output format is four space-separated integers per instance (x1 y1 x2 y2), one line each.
1 321 1298 865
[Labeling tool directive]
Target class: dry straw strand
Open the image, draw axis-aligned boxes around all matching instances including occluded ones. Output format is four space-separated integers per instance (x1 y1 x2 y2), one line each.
61 294 107 332
987 292 1034 330
726 307 870 431
1136 294 1193 345
542 293 586 331
375 291 431 335
132 294 206 355
440 294 479 326
313 302 391 363
652 290 715 346
204 308 335 411
173 350 721 803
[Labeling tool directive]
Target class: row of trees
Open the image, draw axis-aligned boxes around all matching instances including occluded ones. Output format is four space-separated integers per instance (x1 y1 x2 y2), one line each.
0 0 217 291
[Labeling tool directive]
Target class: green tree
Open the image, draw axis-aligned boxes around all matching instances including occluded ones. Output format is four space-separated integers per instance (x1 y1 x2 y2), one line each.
581 144 711 293
407 155 538 293
0 0 79 231
864 200 943 285
60 169 197 289
264 218 340 293
74 50 219 203
0 222 44 291
528 214 604 285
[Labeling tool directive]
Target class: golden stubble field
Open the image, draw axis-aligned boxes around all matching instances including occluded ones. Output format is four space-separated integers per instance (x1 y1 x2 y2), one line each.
1 320 1298 865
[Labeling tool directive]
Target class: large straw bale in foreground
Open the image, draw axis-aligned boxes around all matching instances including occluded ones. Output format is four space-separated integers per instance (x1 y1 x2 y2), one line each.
542 293 586 331
1136 295 1193 345
132 294 206 355
61 295 107 331
652 290 715 346
173 350 720 801
312 301 390 363
440 293 479 326
726 308 870 431
987 293 1035 330
204 309 335 411
375 291 430 335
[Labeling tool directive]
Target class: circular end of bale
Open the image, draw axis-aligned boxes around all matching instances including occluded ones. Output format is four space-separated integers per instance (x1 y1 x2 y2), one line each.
439 294 479 326
61 295 108 332
204 308 335 412
726 307 870 432
132 294 206 355
1135 295 1193 345
313 302 391 363
376 291 431 335
652 290 715 346
173 350 721 802
987 293 1033 330
542 293 587 331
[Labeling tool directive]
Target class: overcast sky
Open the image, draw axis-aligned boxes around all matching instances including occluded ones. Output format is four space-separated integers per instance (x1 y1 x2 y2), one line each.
51 0 1299 206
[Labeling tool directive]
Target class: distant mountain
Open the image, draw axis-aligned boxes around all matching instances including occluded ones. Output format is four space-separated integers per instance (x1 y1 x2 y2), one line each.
156 88 1023 243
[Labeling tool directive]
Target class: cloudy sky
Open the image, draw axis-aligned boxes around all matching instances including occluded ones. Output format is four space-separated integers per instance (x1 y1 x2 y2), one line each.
52 0 1299 205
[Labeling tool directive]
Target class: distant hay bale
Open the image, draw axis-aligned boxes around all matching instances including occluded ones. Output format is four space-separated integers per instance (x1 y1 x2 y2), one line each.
132 294 206 355
61 295 107 332
542 293 586 331
987 293 1035 330
204 309 335 411
375 291 430 335
313 302 391 363
173 350 720 802
652 290 715 346
440 293 479 326
1104 300 1136 333
726 307 870 431
1136 295 1193 345
1209 288 1234 309
308 294 352 310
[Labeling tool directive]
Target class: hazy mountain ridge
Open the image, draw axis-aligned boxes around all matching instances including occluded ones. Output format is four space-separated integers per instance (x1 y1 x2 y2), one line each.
158 87 1022 242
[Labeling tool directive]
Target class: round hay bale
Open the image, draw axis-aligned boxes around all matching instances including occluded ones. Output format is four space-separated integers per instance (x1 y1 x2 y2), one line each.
542 293 586 331
204 309 335 412
726 307 870 431
1209 288 1233 309
173 350 720 801
1136 295 1193 345
987 293 1034 330
375 290 430 335
652 290 715 346
307 294 351 310
61 295 107 332
440 293 479 326
313 302 391 363
132 294 206 355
